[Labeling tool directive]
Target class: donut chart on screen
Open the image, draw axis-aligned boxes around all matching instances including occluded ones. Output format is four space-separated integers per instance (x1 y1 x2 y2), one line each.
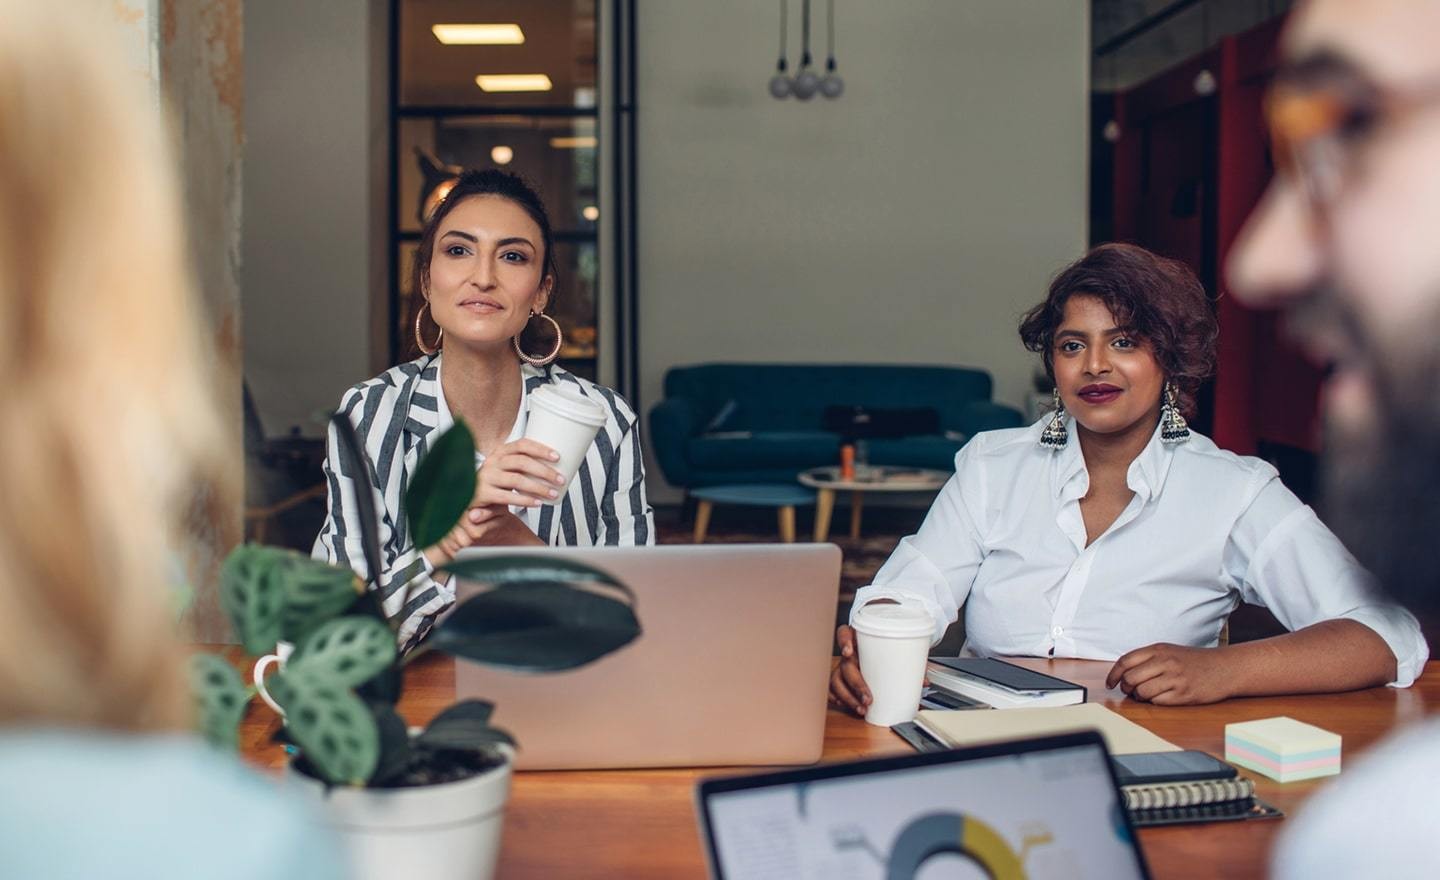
885 811 1025 880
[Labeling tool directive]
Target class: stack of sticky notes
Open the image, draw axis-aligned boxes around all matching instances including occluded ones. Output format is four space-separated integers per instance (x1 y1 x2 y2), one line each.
1224 716 1341 783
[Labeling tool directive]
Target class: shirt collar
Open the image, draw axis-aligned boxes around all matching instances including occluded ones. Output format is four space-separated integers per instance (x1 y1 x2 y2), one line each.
1049 415 1177 504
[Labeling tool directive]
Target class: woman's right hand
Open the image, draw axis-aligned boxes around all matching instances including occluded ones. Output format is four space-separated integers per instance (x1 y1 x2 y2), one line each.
828 624 872 716
422 504 500 571
474 438 566 508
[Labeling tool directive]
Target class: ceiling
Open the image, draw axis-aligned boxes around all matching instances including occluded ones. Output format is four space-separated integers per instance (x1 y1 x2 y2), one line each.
1091 0 1293 90
399 0 597 107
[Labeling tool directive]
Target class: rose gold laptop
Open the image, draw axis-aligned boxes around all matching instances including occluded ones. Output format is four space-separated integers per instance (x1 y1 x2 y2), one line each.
449 544 842 770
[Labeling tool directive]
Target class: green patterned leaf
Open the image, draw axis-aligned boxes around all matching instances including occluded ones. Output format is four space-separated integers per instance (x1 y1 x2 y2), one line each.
188 653 250 751
268 665 379 785
439 555 634 602
432 582 641 672
289 616 396 689
219 545 289 656
406 421 477 550
280 558 364 644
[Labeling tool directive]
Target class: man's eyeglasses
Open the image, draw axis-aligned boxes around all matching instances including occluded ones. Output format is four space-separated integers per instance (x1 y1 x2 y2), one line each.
1265 53 1440 210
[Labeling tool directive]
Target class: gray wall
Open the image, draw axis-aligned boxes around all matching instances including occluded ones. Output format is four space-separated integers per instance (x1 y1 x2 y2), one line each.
243 0 388 438
635 1 1090 497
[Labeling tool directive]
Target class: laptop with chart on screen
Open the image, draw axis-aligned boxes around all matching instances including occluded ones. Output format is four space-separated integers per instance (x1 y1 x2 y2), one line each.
696 730 1151 880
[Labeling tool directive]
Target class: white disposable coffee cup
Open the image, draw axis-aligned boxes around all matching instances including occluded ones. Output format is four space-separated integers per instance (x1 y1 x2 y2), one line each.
524 385 607 502
252 640 295 716
851 603 934 727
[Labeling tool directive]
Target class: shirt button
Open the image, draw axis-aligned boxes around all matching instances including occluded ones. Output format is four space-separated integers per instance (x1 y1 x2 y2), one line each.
1051 625 1064 638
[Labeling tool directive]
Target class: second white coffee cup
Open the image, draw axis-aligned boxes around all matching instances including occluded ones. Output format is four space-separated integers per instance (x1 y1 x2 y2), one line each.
851 602 934 727
524 384 607 502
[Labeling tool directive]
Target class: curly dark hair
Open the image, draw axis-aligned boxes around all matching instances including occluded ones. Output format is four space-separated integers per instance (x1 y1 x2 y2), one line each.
1018 243 1217 417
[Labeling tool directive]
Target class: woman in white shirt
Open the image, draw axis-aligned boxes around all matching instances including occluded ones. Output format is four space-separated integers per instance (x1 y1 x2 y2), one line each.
830 243 1427 710
314 170 654 650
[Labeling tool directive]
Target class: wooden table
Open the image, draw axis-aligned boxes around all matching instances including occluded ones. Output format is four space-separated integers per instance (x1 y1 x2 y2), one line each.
235 653 1439 879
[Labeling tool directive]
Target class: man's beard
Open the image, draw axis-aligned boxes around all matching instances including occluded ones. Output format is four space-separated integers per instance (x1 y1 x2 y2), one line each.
1320 317 1440 622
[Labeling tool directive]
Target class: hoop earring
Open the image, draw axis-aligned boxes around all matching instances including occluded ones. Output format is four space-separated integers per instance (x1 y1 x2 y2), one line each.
1160 381 1191 444
414 300 443 356
513 311 563 366
1039 388 1068 449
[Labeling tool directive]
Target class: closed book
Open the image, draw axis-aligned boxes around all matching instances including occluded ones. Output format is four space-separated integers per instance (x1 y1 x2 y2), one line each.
913 703 1181 755
926 657 1086 709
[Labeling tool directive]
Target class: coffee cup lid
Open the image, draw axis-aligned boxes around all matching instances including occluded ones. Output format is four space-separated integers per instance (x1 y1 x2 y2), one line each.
851 602 933 638
530 384 607 427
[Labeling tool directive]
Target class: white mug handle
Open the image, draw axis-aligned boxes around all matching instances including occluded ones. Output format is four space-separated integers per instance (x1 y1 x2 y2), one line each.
252 653 285 715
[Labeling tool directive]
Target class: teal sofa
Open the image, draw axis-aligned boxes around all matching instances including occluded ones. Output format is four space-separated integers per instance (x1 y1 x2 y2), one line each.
648 363 1025 489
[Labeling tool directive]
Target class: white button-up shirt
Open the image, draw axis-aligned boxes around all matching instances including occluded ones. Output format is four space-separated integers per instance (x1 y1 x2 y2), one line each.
851 417 1429 686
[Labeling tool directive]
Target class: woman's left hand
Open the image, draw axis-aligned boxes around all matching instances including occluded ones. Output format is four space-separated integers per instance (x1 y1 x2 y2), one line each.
460 505 546 547
1105 643 1234 705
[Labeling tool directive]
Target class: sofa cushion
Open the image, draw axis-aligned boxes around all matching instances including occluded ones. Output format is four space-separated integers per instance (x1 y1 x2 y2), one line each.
688 430 839 471
865 435 966 471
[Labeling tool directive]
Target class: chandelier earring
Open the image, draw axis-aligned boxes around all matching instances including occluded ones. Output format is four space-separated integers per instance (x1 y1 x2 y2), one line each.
513 310 563 366
1039 388 1069 449
1160 381 1191 444
414 299 443 356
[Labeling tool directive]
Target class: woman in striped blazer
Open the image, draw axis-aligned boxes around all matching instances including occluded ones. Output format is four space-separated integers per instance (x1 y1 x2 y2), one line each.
314 170 654 649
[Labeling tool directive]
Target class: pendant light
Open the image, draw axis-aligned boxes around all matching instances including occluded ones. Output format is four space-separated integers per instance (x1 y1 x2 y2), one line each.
767 0 791 99
819 0 844 99
791 0 819 100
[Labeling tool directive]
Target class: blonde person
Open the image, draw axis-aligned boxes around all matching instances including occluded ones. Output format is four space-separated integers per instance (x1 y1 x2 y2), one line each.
0 4 342 877
829 243 1426 712
314 170 654 651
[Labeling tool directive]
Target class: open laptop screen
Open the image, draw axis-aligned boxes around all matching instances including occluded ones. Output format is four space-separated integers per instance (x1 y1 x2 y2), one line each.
697 732 1150 880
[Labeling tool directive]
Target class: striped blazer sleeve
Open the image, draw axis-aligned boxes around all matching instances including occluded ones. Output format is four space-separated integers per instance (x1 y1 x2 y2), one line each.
597 393 655 546
312 384 453 651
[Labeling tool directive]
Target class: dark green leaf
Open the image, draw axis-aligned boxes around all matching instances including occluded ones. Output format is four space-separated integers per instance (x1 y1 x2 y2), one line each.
439 555 634 602
424 699 495 729
289 616 397 689
405 421 477 550
188 654 250 751
354 657 404 705
430 582 641 672
219 545 288 655
280 559 365 645
416 699 511 751
416 723 515 752
269 666 379 785
368 702 414 786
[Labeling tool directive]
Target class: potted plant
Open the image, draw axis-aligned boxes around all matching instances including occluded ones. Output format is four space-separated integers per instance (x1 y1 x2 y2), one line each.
191 415 641 880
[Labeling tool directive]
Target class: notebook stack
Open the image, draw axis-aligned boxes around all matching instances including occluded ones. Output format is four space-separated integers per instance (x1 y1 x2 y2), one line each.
1225 716 1342 782
1112 754 1282 828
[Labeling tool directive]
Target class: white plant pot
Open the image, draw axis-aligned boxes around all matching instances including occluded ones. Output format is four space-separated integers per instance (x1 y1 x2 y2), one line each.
288 746 514 880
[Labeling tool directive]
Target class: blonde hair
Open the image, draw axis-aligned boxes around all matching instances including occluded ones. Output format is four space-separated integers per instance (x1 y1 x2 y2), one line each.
0 2 233 731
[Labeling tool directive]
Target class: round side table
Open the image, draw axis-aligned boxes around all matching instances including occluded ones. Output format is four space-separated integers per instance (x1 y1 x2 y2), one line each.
797 466 950 542
689 483 818 543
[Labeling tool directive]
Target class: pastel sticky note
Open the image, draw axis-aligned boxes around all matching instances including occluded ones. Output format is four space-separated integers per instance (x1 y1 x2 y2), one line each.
1225 716 1341 783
